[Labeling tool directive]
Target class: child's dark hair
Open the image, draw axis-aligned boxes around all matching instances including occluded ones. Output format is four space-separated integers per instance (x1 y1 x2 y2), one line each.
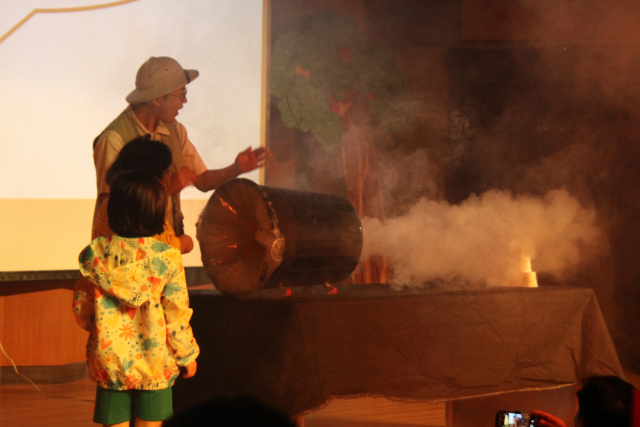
106 136 172 186
108 170 166 237
577 375 635 427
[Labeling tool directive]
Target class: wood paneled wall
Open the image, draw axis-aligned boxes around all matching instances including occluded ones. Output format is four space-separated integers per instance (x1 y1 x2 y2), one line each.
0 286 87 367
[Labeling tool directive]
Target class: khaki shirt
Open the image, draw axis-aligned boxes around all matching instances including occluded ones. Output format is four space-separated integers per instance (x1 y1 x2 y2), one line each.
94 106 208 196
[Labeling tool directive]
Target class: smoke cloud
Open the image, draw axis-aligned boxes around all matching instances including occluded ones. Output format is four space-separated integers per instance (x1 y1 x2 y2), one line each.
362 189 602 288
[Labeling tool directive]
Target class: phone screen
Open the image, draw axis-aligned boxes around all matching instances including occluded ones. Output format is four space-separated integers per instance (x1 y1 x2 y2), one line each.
498 411 538 427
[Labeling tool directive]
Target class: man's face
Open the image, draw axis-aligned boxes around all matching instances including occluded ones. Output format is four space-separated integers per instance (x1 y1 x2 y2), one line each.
156 86 188 123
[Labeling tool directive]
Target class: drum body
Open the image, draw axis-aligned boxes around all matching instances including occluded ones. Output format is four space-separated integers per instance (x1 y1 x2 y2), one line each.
197 178 362 295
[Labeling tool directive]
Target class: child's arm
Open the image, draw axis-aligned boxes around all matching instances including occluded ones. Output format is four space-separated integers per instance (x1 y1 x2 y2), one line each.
182 361 197 378
72 274 95 332
178 234 194 254
154 221 193 254
153 221 182 251
162 263 200 368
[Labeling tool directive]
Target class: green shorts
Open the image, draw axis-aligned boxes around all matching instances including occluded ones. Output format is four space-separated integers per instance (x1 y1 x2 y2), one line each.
93 386 173 425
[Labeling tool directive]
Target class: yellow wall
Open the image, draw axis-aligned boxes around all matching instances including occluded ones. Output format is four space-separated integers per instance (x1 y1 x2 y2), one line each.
1 198 208 272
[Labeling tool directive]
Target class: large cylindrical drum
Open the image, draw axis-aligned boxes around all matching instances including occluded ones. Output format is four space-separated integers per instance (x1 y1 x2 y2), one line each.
197 178 362 295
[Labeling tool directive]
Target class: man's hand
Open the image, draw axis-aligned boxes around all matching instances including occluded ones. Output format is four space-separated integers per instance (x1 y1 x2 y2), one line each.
234 147 271 173
192 147 273 192
167 167 198 195
530 410 567 427
182 361 197 378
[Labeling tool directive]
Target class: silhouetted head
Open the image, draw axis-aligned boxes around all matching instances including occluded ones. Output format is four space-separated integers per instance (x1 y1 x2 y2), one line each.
164 394 297 427
576 375 635 427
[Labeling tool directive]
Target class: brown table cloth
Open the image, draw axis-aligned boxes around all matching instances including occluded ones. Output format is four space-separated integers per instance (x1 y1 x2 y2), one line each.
172 285 623 416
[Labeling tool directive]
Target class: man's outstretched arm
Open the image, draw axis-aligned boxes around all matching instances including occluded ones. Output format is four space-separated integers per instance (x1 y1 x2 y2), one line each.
193 146 269 192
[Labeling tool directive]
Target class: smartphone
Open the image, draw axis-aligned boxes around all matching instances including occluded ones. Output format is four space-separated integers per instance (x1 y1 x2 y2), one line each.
496 411 540 427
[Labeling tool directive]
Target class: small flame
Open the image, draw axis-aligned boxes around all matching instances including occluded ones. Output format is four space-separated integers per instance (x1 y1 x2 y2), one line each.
520 256 538 288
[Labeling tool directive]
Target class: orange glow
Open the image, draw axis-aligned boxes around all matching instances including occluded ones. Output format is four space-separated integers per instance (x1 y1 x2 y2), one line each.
218 197 238 215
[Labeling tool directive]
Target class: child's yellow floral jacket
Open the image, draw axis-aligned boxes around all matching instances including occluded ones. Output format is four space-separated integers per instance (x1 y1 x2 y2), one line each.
73 235 199 391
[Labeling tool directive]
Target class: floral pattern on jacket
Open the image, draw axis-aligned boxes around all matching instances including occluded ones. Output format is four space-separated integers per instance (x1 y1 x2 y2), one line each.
72 235 199 390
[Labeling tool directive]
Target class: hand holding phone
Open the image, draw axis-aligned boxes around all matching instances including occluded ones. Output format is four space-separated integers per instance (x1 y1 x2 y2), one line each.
529 410 567 427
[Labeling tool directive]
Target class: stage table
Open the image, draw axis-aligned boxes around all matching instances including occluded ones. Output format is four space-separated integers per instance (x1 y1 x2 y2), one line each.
172 285 623 417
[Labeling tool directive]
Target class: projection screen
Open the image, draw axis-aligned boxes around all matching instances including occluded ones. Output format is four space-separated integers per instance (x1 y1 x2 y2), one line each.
0 0 265 275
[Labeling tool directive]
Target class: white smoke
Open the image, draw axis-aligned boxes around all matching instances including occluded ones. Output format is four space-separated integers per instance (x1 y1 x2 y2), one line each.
362 189 602 288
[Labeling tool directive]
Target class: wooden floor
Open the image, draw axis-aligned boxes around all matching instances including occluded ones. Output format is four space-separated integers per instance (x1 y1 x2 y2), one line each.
0 378 95 426
2 374 639 427
304 397 446 427
0 377 445 427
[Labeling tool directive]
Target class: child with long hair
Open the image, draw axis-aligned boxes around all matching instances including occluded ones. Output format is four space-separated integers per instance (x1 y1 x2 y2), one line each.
92 136 194 254
74 170 199 427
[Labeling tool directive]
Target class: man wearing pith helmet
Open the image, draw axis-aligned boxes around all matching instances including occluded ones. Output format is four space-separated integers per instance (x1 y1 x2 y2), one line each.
93 56 267 238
